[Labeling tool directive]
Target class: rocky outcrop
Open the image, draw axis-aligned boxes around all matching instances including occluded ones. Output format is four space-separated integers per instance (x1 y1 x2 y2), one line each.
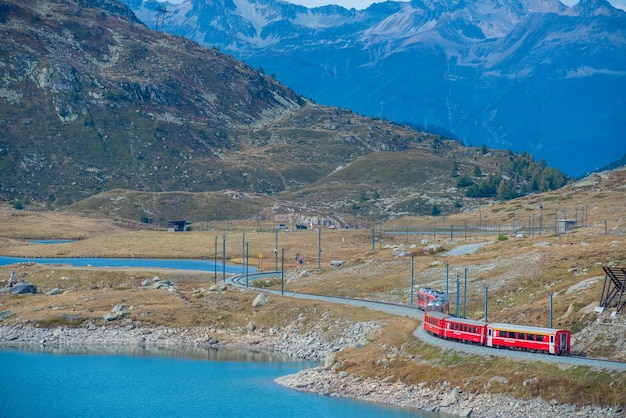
9 282 37 295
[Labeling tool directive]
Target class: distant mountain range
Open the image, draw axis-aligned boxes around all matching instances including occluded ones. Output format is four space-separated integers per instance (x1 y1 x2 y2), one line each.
122 0 626 177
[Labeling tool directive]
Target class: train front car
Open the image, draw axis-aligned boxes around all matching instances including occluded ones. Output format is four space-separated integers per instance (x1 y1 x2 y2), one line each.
417 287 450 312
486 323 571 355
423 311 450 338
442 317 489 345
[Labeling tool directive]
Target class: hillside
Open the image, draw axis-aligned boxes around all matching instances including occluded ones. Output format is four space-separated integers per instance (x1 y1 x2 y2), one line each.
1 0 568 225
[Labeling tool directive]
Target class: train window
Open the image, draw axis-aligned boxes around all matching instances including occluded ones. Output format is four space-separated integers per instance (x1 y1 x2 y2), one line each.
528 334 535 341
499 330 506 337
550 335 554 343
536 335 544 342
519 333 525 340
509 331 515 338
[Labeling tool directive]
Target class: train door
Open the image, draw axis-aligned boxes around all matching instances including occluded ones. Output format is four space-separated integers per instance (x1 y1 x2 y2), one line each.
486 327 493 347
558 332 568 355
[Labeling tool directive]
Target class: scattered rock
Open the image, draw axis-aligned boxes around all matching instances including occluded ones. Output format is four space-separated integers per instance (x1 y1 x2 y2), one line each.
440 386 459 407
393 247 410 257
533 241 550 247
104 304 131 321
152 280 172 290
423 244 442 254
209 282 227 291
0 310 13 321
252 292 269 308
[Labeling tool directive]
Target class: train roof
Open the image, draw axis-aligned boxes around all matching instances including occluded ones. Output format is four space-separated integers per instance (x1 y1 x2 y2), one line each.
487 323 569 334
423 311 450 320
418 287 446 296
444 316 488 327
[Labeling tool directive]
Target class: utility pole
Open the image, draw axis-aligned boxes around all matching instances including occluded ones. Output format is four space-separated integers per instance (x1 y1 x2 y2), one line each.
213 236 218 284
318 227 322 270
410 255 414 307
222 235 226 282
275 229 278 272
281 248 285 295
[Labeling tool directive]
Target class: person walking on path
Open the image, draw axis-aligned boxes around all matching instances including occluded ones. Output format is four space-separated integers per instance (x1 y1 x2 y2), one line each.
295 253 304 271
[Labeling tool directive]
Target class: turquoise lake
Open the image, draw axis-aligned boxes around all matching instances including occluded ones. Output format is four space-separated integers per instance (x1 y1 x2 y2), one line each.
0 347 440 417
0 256 250 274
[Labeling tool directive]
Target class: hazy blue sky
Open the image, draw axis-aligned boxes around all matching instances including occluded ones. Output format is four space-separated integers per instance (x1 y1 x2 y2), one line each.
163 0 626 9
284 0 626 11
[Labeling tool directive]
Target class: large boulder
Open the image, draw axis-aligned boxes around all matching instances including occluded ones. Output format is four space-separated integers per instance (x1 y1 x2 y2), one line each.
10 282 37 294
252 292 269 308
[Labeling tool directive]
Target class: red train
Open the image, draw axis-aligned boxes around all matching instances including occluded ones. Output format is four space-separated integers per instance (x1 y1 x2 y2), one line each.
423 311 571 355
417 287 450 312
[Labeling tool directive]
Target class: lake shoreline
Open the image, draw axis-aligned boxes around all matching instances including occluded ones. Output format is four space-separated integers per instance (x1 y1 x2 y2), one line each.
0 324 619 418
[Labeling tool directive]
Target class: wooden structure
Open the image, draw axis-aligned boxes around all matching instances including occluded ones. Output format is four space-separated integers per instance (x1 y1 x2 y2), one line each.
599 267 626 313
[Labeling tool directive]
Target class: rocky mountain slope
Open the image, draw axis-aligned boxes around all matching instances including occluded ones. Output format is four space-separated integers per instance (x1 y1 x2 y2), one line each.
0 0 568 225
124 0 626 177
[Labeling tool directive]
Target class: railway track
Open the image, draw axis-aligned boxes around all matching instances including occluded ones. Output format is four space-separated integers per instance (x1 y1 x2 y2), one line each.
229 272 626 371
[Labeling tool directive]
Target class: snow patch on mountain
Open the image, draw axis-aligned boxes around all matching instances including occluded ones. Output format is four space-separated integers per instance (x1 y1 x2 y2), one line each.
361 6 433 42
293 9 362 29
232 0 275 33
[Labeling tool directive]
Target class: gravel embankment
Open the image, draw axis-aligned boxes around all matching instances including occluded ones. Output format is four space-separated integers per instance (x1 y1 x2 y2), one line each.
275 367 621 418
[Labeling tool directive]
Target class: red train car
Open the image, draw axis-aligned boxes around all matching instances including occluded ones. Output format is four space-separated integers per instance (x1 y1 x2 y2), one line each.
486 323 571 355
442 316 488 345
417 287 449 312
423 311 450 338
